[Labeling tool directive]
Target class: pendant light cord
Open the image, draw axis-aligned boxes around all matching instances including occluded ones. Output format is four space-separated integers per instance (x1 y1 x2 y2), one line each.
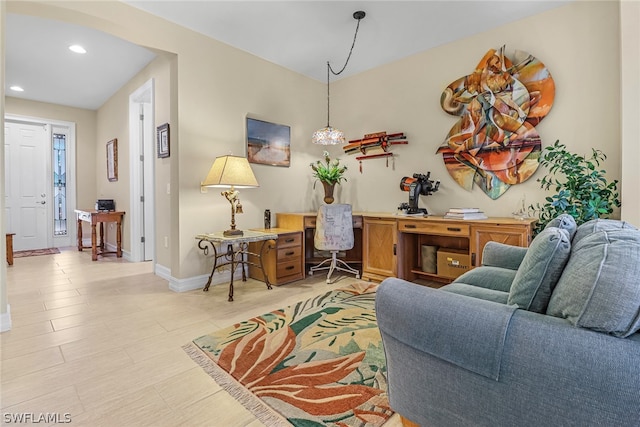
325 12 364 127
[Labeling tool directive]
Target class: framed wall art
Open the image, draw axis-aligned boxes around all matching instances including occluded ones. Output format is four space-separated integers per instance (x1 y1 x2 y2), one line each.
246 117 290 167
157 123 170 158
106 138 118 182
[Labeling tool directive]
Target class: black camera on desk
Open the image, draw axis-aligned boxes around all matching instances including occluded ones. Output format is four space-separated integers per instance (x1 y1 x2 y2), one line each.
96 199 115 211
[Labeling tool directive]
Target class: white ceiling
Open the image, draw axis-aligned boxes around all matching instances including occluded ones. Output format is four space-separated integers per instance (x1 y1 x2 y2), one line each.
5 1 570 110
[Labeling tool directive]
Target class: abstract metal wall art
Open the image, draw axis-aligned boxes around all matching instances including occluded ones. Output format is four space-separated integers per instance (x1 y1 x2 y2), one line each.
437 46 555 199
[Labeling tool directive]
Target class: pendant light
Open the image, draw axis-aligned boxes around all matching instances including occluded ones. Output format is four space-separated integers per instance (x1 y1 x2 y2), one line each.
312 11 366 145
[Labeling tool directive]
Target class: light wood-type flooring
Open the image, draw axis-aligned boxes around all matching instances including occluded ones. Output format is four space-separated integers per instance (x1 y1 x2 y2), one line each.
1 248 401 426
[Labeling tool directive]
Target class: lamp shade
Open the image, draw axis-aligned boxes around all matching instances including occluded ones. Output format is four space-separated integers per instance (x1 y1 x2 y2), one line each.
312 126 346 145
201 155 259 188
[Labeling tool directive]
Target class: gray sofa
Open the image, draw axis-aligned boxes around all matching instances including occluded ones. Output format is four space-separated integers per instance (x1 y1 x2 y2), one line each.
376 216 640 426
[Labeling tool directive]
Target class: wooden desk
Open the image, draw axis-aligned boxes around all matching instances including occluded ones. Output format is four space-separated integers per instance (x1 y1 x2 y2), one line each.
195 230 278 301
277 212 536 285
75 209 125 261
276 212 363 277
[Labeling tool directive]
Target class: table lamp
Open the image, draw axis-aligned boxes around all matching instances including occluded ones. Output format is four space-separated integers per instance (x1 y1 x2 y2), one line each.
201 155 259 236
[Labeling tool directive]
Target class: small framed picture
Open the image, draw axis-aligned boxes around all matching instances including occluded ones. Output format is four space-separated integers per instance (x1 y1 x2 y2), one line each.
157 123 170 158
106 138 118 182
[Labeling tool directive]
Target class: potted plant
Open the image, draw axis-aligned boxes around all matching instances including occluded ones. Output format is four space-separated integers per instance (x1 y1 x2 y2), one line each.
530 140 621 234
310 151 348 204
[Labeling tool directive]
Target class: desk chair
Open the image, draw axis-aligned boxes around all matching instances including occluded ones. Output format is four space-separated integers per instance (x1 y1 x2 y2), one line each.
309 204 360 283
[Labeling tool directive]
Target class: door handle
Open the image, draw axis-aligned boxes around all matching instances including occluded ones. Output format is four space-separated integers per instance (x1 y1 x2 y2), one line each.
37 201 46 204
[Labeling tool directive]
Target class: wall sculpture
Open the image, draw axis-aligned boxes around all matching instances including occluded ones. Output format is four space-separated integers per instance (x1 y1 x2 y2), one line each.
438 46 555 199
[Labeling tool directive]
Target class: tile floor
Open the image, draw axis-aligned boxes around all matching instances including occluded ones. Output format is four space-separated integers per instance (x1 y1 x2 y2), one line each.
1 248 401 426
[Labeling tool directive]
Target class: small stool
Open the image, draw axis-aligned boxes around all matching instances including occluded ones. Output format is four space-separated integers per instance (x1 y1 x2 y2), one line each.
6 233 15 266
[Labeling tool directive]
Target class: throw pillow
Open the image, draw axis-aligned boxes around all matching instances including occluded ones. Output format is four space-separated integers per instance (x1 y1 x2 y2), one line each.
573 218 638 245
544 213 577 241
507 227 571 313
547 229 640 337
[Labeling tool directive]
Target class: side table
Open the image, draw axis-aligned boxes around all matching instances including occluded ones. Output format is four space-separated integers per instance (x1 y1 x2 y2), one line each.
75 209 125 261
195 230 278 301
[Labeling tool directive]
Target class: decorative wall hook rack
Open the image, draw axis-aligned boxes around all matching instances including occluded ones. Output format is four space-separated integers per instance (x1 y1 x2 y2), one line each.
343 131 408 172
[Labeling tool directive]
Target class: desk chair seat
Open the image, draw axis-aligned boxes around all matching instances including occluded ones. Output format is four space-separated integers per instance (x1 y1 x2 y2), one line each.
309 204 360 283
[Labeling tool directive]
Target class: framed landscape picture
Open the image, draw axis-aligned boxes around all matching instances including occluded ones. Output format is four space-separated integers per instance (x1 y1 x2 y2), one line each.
246 117 290 167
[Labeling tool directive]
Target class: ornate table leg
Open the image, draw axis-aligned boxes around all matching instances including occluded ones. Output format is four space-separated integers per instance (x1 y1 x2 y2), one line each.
260 239 274 291
91 222 98 261
99 222 105 251
77 218 83 251
228 244 236 301
240 242 248 282
116 219 123 257
200 240 218 292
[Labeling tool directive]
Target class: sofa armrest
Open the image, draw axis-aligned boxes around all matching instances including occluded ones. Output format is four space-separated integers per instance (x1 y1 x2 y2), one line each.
481 241 527 270
377 278 517 380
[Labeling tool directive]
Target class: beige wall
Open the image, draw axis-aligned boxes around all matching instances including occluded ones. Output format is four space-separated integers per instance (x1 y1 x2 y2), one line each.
620 0 640 225
95 53 174 267
4 1 636 287
334 1 623 219
1 1 7 327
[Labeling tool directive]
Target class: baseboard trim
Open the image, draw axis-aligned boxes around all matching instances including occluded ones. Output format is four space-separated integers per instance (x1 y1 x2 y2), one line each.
156 264 246 293
0 305 12 332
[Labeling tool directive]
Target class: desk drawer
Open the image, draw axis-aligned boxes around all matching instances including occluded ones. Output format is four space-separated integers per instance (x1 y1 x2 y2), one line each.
399 220 469 236
77 211 91 222
277 245 301 262
276 259 302 277
277 232 302 248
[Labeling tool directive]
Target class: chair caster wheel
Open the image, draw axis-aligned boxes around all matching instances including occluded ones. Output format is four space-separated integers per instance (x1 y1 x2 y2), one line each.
326 279 331 284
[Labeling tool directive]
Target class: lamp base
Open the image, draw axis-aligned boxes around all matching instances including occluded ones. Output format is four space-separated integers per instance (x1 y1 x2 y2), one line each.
223 229 244 237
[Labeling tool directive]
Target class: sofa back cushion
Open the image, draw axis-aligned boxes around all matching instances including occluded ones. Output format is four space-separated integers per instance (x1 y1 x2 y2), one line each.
573 218 637 245
507 227 571 313
547 228 640 337
545 213 577 240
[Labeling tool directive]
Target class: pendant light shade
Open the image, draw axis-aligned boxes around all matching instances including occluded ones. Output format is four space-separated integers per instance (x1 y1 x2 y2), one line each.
312 11 365 145
312 126 345 145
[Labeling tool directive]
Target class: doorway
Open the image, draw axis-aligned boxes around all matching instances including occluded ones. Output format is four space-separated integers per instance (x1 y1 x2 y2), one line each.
4 116 76 251
129 79 155 262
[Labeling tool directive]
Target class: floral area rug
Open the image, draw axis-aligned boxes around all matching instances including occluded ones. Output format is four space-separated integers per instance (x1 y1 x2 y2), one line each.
183 282 392 427
13 248 60 258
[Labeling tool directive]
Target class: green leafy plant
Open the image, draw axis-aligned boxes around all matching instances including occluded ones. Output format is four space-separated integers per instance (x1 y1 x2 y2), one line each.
310 151 348 188
530 140 620 233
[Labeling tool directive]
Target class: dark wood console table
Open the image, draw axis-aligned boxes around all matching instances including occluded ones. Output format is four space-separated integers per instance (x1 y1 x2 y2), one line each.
75 209 125 261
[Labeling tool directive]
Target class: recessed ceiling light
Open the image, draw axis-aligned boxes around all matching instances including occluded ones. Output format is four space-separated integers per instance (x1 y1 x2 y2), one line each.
69 45 87 54
9 86 24 92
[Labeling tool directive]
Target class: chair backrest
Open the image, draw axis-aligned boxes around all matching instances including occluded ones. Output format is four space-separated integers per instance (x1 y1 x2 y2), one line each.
314 204 354 251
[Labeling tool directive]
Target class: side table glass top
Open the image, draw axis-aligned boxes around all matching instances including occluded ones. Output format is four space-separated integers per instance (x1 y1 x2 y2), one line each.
195 230 278 243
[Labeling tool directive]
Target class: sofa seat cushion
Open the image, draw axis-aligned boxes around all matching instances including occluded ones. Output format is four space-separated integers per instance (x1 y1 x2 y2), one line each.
441 282 509 304
507 227 572 313
452 266 517 293
547 229 640 337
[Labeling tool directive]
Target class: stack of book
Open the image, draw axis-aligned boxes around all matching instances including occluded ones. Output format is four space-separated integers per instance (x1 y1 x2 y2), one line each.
444 208 488 220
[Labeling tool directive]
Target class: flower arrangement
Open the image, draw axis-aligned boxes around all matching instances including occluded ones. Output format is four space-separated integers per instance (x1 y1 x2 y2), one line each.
310 151 348 188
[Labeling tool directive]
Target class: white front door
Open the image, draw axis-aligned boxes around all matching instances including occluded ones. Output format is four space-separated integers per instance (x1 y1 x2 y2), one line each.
4 121 50 251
